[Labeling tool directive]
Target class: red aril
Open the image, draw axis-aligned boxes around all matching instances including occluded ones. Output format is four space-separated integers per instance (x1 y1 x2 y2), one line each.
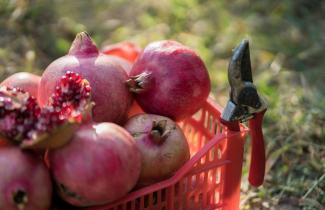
0 71 92 149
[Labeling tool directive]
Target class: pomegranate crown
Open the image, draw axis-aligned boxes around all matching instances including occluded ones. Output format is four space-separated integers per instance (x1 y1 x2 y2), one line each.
68 32 99 56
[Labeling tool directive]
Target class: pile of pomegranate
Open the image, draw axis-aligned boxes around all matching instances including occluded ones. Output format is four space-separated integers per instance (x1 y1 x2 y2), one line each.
0 32 211 209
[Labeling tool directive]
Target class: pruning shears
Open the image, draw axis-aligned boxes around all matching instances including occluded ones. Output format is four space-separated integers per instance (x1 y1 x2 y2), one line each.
221 40 267 187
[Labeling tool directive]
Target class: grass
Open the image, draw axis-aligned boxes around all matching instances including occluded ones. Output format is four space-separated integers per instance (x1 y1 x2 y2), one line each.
0 0 324 209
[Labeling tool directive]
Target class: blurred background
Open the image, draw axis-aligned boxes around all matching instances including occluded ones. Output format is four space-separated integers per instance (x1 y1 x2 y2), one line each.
0 0 324 209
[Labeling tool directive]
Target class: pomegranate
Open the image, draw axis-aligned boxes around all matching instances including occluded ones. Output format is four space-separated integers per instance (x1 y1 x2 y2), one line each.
38 32 133 124
102 41 141 62
0 71 92 149
1 72 41 98
0 71 94 209
0 146 52 210
102 41 141 74
124 114 190 186
108 55 132 75
102 41 144 118
47 122 141 207
128 40 211 121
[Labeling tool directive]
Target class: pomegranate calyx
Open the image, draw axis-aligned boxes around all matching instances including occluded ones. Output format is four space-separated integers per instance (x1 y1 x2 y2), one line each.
68 31 99 56
12 189 28 210
127 72 151 93
150 120 170 144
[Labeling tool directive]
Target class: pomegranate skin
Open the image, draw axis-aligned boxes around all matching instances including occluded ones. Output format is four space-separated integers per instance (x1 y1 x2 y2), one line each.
38 32 133 124
102 42 143 118
129 40 211 121
48 123 141 207
124 114 190 186
1 72 40 98
0 146 52 210
107 55 133 75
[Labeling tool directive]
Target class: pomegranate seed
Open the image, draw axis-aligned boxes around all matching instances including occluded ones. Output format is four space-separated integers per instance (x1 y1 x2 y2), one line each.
0 71 91 144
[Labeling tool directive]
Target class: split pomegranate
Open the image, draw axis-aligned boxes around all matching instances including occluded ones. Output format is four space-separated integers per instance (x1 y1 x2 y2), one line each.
0 138 10 147
0 146 52 210
128 40 211 121
1 72 41 98
0 86 41 145
102 41 141 62
0 71 91 149
38 32 132 124
124 114 190 186
47 122 141 207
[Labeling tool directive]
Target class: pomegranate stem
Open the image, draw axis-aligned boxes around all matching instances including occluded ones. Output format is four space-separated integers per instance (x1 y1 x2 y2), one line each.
126 72 151 93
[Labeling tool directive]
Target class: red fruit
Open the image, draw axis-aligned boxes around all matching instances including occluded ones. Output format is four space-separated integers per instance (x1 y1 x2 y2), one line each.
128 40 211 121
0 146 52 210
39 32 133 124
124 114 190 186
47 123 141 207
0 71 92 149
108 55 132 75
0 86 41 144
102 41 141 62
102 42 143 118
1 72 40 98
106 55 142 118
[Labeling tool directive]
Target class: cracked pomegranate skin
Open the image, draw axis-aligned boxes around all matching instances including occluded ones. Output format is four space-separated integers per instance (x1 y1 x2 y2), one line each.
47 123 141 207
129 40 211 121
1 72 40 98
0 146 52 210
38 32 133 124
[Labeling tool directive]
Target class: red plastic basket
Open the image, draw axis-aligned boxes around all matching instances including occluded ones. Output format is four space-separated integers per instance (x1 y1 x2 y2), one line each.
84 98 248 210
